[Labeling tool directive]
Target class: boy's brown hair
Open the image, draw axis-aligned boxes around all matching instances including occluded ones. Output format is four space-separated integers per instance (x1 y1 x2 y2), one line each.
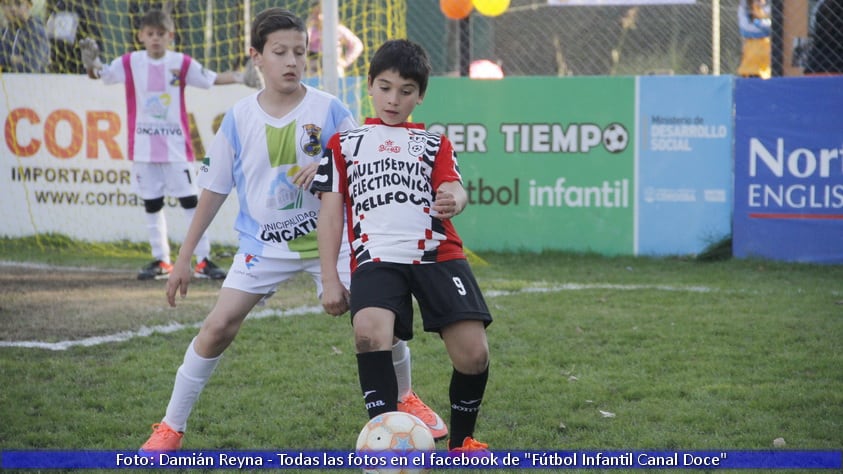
139 9 175 32
250 7 308 54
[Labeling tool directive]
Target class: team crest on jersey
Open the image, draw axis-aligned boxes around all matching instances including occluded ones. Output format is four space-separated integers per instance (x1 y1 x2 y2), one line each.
378 139 401 154
244 254 260 269
267 166 304 210
169 69 182 86
408 133 426 157
144 93 171 119
301 124 322 156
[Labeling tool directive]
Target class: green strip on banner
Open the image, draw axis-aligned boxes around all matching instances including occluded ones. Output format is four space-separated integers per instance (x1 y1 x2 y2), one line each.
414 77 635 254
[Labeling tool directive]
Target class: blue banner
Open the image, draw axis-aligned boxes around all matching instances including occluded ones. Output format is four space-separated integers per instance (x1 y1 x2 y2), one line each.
636 75 733 256
2 450 841 469
733 77 843 263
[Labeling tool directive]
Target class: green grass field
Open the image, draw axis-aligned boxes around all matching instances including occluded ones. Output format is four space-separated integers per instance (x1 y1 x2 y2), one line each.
1 236 841 473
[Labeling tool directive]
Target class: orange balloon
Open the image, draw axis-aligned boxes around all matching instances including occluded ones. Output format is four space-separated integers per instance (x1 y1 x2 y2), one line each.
440 0 473 20
473 0 510 17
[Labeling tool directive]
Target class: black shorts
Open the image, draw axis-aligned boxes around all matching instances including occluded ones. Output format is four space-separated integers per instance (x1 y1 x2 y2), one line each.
349 259 492 341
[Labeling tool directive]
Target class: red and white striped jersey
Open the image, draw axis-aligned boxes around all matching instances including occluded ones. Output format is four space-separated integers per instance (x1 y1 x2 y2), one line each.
314 118 466 270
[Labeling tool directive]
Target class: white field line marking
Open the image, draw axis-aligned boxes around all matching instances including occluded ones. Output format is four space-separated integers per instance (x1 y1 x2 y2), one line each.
484 283 713 297
0 306 324 351
0 260 129 273
0 283 714 351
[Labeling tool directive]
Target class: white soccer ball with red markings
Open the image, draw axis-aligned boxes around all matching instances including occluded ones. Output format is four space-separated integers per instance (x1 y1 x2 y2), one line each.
355 411 435 474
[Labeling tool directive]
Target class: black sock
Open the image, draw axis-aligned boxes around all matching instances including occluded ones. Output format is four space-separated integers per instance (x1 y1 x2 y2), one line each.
357 351 398 419
448 366 489 449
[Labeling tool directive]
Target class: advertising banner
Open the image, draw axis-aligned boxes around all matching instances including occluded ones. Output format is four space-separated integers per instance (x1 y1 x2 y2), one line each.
1 76 363 246
733 77 843 264
414 77 636 254
637 75 733 255
1 74 251 244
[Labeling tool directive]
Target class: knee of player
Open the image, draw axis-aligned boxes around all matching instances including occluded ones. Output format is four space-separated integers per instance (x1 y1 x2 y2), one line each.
144 197 165 213
354 327 396 352
354 335 382 353
200 315 241 343
464 349 490 374
179 195 198 209
450 340 490 374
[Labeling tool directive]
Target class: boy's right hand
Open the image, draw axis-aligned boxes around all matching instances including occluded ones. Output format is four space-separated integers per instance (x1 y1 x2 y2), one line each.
321 279 350 316
166 260 193 307
79 38 102 77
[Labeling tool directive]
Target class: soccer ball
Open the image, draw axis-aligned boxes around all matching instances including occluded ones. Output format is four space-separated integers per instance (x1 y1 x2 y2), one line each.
602 123 629 153
355 411 435 474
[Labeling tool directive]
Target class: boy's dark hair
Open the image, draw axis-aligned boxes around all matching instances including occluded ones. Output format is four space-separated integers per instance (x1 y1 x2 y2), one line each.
368 39 432 96
139 9 174 33
251 7 308 54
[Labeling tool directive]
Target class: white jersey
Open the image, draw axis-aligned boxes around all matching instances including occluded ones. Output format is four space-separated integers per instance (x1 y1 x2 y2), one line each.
100 50 217 163
200 85 357 259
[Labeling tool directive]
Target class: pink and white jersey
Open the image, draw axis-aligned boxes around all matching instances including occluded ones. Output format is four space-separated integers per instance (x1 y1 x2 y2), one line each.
314 118 466 270
100 50 217 163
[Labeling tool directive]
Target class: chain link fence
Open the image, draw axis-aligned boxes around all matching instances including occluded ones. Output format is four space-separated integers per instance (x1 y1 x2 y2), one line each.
2 0 840 77
405 0 842 77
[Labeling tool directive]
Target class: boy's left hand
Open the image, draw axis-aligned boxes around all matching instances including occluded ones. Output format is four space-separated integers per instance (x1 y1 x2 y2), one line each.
433 189 460 219
292 162 319 190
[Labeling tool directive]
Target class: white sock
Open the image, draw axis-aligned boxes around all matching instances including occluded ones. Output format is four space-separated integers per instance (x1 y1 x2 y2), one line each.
162 338 221 432
145 210 169 263
183 207 210 263
392 339 412 401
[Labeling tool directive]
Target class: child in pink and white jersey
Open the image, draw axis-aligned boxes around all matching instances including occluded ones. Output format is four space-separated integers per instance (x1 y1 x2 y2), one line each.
81 9 253 280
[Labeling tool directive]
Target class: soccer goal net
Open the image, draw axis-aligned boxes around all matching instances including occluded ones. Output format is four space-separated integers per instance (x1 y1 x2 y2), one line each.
1 1 405 249
43 0 405 79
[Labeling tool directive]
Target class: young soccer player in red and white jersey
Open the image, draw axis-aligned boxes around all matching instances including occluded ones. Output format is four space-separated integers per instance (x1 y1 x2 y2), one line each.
313 39 493 452
80 9 253 280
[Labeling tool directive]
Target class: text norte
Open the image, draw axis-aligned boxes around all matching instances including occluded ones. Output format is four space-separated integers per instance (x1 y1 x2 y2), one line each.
466 177 630 208
746 137 843 210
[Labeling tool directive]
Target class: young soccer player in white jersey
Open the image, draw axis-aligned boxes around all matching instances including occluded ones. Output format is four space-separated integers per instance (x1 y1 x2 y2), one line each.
138 8 445 452
313 39 493 452
80 9 252 281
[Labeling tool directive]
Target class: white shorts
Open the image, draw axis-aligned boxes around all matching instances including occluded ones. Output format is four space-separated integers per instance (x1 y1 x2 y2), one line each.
132 162 199 200
222 248 351 303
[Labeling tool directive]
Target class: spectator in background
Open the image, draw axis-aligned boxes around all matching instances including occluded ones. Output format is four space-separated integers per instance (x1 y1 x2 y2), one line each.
737 0 771 78
306 1 363 77
0 0 49 73
804 0 843 75
45 0 100 74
